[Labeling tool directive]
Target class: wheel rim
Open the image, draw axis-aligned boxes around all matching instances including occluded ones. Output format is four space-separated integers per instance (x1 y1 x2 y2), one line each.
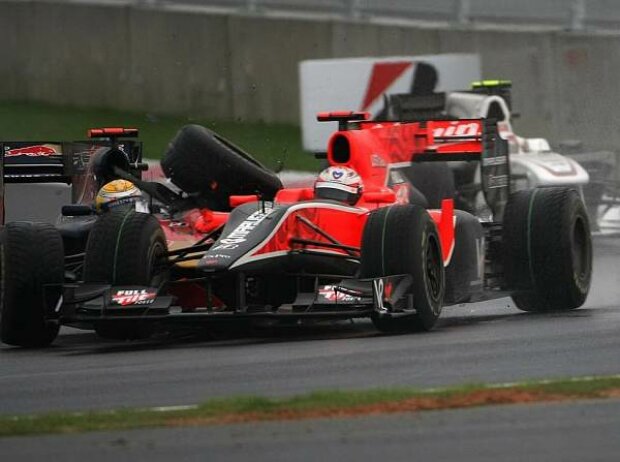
572 216 590 281
425 235 442 304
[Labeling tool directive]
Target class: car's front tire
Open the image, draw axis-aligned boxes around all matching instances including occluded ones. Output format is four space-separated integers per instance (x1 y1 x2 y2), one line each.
361 204 444 333
0 222 64 347
83 210 168 339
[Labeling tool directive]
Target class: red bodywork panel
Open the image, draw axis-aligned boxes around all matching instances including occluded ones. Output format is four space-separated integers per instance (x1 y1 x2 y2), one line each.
245 200 455 266
163 117 489 272
143 115 499 312
325 118 484 192
160 209 229 275
88 127 139 138
428 199 456 263
253 203 367 257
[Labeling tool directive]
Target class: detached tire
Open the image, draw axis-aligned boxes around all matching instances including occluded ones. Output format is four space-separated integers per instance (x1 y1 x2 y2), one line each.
161 125 282 210
503 187 592 312
361 205 444 333
0 222 64 347
83 210 167 339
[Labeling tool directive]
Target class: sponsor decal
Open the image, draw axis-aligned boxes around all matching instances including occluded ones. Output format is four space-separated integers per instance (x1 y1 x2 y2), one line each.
371 154 387 167
394 184 409 204
372 278 395 312
72 151 94 170
482 156 508 167
373 279 387 312
332 169 344 179
318 285 362 302
433 122 480 138
5 144 59 157
111 289 157 306
209 254 232 259
101 196 140 211
203 254 233 264
212 208 273 251
486 174 509 189
389 170 406 184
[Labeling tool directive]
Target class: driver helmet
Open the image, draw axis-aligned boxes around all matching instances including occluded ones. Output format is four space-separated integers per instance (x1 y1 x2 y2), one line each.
314 166 363 205
95 179 143 212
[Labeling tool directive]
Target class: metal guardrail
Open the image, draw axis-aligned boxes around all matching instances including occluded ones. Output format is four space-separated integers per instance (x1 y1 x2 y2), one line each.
5 0 619 31
117 0 619 31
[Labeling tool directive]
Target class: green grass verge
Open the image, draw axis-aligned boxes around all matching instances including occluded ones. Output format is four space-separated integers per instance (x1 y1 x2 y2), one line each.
1 375 619 438
0 101 317 171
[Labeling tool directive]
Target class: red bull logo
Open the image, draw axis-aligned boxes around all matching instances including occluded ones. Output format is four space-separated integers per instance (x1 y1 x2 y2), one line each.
5 145 59 157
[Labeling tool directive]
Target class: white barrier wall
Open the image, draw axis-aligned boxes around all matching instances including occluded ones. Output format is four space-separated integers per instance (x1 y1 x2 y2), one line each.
1 1 619 153
299 54 481 152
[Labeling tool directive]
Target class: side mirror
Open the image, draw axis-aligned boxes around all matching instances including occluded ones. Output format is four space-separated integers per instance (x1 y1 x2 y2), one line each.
61 205 93 216
229 195 259 208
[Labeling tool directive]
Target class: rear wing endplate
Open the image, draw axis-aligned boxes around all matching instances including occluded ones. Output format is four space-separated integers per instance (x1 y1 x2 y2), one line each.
411 119 510 220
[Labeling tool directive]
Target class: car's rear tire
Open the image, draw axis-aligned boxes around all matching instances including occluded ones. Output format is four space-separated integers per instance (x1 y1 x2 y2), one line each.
161 125 282 210
503 187 592 312
0 222 64 347
404 162 455 209
83 210 168 339
361 205 444 333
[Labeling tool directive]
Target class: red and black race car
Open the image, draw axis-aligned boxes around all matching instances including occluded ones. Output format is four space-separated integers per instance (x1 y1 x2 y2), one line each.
0 112 592 346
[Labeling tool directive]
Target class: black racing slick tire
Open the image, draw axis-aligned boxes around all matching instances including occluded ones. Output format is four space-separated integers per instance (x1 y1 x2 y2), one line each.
503 187 592 312
83 210 167 286
83 210 167 340
404 162 455 209
0 222 64 347
161 125 282 211
361 204 445 333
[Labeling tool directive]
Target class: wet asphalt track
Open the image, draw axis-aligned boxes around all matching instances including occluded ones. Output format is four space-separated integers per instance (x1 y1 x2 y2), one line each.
1 235 619 417
1 186 619 460
3 399 620 462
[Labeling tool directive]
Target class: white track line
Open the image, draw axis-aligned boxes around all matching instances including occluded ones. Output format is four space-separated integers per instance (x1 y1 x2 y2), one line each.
6 374 620 420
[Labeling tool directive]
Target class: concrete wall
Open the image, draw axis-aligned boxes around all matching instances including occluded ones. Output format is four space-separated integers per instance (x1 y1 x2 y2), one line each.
1 1 619 151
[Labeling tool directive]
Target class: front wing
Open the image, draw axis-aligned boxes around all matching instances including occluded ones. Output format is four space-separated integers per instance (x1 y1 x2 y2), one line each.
58 275 414 328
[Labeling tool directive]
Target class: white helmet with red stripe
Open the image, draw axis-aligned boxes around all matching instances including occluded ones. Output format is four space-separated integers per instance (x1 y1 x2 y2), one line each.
314 166 363 205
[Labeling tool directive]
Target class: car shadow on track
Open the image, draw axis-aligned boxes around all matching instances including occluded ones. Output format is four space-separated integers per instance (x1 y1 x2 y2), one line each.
0 306 597 356
52 321 380 355
438 307 595 330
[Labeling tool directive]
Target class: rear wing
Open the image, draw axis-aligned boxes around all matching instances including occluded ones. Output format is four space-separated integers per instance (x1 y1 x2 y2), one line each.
319 112 509 219
411 119 510 219
0 129 143 224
